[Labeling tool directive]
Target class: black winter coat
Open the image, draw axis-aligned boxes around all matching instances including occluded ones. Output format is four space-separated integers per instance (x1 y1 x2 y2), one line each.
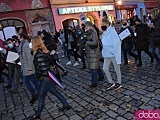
120 26 134 50
34 50 52 80
134 23 150 50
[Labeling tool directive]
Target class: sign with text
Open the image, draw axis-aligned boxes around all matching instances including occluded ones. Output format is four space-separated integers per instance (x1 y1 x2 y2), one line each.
58 5 114 15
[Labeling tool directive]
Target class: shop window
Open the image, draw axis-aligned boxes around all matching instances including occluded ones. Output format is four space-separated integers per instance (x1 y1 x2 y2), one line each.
0 19 26 40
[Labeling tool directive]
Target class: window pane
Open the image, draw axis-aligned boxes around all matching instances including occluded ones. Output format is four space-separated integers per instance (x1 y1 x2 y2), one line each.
14 20 23 27
1 21 8 27
8 20 14 26
4 27 17 39
0 31 5 41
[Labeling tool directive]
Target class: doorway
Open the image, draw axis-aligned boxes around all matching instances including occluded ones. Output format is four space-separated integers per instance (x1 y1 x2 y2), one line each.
62 19 79 29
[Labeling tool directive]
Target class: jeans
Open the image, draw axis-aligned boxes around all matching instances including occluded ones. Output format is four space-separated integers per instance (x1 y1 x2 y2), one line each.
150 47 160 63
103 57 121 84
35 77 68 116
23 74 39 95
122 49 137 63
91 68 104 85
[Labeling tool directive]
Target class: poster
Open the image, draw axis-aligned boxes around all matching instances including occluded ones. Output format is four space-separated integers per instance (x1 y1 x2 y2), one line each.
6 51 21 65
119 28 131 41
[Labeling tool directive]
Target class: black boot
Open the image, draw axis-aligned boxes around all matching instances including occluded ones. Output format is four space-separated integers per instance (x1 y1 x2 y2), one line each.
30 94 38 104
151 57 154 63
137 62 142 67
89 84 97 89
28 115 41 120
58 105 72 111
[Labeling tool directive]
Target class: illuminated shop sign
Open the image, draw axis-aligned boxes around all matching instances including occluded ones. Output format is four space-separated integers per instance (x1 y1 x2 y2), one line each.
58 5 114 15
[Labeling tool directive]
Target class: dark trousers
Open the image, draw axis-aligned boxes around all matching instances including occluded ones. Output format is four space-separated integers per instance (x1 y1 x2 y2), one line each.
0 65 8 80
91 68 104 85
122 49 137 63
8 63 21 90
55 60 66 72
35 77 68 116
137 50 153 63
67 49 81 61
80 50 86 67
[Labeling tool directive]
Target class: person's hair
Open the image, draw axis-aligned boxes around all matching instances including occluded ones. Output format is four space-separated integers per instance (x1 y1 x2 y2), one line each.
32 36 49 55
19 33 28 39
6 38 13 42
102 17 111 25
85 21 93 27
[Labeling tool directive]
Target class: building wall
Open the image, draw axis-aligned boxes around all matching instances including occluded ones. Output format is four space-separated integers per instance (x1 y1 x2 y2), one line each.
0 0 50 11
50 0 115 30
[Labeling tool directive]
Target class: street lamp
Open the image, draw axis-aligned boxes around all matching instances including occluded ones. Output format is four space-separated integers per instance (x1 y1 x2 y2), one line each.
118 0 122 21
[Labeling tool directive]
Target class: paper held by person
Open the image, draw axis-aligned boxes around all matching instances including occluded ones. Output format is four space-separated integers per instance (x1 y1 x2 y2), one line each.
119 28 131 41
6 51 21 65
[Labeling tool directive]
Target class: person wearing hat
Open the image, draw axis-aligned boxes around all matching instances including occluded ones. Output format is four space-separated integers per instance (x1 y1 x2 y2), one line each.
134 19 154 67
84 21 104 89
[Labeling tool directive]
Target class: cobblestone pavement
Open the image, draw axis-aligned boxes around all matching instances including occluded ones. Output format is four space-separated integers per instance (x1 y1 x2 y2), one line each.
0 51 160 120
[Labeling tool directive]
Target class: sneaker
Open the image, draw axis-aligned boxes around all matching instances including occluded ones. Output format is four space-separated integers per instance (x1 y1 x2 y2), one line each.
73 62 79 66
62 71 68 76
30 94 38 104
107 83 115 90
113 83 122 90
58 105 72 111
66 61 71 65
78 58 81 62
89 84 97 89
28 115 41 120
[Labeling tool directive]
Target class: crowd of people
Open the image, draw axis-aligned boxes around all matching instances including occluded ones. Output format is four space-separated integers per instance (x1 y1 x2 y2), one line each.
0 7 160 120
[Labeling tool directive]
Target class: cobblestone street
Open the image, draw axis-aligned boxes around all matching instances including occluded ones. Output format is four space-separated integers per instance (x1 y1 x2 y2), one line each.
0 52 160 120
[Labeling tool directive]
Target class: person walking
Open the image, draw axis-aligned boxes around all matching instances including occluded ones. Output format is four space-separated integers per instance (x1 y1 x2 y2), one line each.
5 38 21 93
149 6 160 68
101 18 122 90
77 28 87 69
18 33 39 104
134 19 154 67
120 19 137 65
85 21 104 88
29 36 71 120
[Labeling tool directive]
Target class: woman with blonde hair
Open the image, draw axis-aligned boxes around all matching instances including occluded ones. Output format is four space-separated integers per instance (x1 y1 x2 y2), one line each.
29 36 71 120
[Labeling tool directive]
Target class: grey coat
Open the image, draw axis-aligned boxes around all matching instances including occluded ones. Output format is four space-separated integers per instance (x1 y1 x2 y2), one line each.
19 40 35 76
85 28 100 70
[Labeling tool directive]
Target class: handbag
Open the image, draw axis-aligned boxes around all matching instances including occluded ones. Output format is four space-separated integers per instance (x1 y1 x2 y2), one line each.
50 65 58 75
47 54 59 75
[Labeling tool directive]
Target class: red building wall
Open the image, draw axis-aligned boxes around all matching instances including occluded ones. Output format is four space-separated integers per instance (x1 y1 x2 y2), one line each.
0 0 50 11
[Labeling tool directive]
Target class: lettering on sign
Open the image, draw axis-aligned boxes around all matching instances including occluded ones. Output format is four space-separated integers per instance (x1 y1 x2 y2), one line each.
58 5 114 15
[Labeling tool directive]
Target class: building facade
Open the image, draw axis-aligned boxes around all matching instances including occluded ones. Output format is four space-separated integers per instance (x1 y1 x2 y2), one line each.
0 0 55 40
115 0 146 20
50 0 116 31
144 0 160 17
